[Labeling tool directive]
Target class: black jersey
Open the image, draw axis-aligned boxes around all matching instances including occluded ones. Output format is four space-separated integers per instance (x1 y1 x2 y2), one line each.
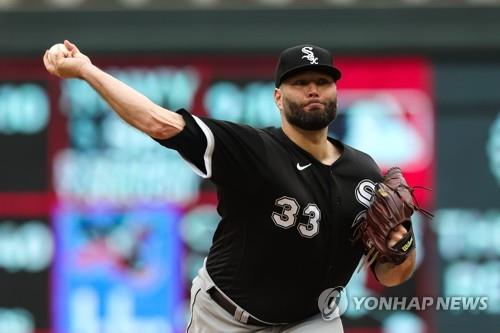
155 109 383 323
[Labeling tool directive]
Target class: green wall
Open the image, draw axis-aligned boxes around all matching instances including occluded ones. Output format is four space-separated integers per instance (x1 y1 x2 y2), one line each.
1 7 500 56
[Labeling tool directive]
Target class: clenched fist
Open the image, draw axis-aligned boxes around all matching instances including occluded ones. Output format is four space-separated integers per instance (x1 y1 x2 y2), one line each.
43 40 91 79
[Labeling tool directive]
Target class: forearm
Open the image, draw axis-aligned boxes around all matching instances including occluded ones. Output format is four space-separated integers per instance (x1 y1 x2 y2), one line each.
80 63 184 139
374 249 416 287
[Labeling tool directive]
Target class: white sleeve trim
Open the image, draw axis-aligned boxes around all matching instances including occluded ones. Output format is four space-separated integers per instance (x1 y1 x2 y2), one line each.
180 115 214 179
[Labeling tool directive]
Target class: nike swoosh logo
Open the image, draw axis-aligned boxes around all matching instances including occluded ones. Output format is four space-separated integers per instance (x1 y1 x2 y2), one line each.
296 163 312 171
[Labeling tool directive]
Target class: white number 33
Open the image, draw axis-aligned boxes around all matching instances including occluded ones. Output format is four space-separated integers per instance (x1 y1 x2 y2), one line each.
271 196 321 238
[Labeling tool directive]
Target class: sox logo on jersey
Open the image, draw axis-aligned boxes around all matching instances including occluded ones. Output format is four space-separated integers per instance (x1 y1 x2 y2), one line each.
351 179 376 230
301 46 319 64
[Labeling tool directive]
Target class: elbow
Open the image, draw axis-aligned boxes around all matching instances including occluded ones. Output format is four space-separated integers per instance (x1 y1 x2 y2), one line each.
147 108 184 139
148 122 176 140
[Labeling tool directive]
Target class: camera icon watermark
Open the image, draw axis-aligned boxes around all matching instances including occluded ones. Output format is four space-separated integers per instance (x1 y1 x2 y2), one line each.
317 286 349 321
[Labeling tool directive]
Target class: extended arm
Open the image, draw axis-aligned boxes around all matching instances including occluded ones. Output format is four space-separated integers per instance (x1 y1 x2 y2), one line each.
43 40 183 139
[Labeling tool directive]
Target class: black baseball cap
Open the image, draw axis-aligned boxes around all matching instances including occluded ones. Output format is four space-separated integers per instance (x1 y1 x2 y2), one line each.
274 44 342 87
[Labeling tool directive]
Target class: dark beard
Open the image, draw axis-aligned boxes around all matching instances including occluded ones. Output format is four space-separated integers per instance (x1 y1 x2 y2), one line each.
283 97 337 131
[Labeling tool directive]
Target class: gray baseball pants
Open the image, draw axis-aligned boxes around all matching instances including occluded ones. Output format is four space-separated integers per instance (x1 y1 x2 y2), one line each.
186 261 344 333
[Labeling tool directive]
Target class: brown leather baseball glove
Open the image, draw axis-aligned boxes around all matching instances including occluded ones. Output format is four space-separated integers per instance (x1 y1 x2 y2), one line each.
354 167 433 271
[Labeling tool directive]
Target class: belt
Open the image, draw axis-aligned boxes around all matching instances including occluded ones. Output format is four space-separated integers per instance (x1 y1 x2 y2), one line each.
208 287 270 326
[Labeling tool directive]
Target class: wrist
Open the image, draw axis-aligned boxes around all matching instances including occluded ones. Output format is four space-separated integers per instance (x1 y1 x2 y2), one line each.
374 249 416 286
392 222 416 257
79 62 95 80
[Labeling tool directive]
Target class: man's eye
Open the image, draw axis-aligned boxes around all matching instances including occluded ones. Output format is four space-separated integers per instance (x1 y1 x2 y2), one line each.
317 78 330 85
294 80 306 85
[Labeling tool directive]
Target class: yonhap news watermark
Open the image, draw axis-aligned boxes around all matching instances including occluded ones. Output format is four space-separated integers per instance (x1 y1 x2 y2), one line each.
318 287 489 320
349 295 489 312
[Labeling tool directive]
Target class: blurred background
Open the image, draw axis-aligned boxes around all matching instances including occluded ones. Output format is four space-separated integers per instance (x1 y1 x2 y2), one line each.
0 0 499 332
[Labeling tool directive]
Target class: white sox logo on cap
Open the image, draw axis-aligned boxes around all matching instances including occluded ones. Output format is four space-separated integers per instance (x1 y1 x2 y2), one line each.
274 44 341 87
301 46 318 64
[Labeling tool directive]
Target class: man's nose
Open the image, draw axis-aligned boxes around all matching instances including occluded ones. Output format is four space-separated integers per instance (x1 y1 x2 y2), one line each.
306 82 319 97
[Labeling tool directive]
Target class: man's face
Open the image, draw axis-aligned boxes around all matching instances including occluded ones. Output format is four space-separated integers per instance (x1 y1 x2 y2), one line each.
275 70 338 131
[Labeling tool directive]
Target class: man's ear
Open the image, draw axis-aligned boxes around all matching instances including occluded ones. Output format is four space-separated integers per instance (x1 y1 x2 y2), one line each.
274 88 283 111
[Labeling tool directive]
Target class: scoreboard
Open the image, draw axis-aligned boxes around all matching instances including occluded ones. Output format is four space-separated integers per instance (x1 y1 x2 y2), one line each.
0 54 497 333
